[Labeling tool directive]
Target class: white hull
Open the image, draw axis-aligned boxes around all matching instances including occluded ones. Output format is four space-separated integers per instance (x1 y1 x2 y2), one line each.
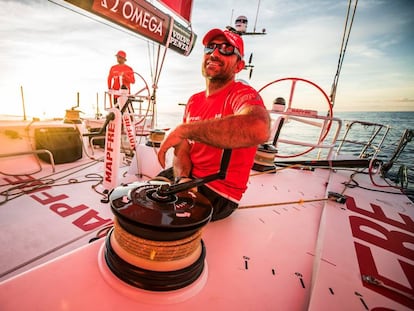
0 116 413 310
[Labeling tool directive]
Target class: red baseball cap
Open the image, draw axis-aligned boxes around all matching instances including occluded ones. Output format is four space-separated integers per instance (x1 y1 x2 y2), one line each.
202 28 244 58
116 50 127 59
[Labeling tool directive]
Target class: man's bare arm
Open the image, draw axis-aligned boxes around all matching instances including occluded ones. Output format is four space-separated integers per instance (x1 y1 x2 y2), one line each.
184 105 270 148
157 105 270 168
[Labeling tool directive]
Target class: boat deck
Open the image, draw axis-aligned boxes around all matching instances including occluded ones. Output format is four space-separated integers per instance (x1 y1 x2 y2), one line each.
1 120 413 310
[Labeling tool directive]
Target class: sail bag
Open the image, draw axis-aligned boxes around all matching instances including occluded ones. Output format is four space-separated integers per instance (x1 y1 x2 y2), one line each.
35 127 82 164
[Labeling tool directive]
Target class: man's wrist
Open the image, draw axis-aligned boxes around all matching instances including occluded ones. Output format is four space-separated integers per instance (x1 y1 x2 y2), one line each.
179 123 191 140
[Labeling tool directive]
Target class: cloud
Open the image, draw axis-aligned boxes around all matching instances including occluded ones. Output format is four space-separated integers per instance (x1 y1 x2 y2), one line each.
0 0 413 118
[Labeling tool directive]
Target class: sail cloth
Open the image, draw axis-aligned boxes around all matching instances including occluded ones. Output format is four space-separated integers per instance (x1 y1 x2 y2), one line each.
159 0 193 23
64 0 196 56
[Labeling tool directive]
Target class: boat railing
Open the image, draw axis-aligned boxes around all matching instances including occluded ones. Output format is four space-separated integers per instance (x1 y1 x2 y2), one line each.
269 110 342 160
104 91 154 136
335 120 391 159
0 149 55 172
129 96 155 136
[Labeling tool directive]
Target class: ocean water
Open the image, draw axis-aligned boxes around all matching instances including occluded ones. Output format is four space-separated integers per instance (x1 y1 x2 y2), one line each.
157 110 414 199
335 112 414 200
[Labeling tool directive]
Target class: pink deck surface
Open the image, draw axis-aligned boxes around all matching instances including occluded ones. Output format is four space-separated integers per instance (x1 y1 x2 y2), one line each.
0 168 328 310
1 123 413 310
307 169 414 310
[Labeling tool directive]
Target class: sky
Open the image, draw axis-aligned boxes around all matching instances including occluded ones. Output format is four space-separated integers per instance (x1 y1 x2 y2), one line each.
0 0 413 120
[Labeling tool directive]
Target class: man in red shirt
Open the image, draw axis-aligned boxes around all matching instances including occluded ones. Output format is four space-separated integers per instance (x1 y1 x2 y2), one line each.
157 28 270 221
107 50 135 106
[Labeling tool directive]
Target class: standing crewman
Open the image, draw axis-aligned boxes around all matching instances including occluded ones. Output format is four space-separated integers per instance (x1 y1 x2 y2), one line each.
107 50 135 106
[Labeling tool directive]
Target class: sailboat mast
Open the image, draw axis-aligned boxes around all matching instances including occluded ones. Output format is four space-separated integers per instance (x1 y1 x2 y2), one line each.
253 0 261 33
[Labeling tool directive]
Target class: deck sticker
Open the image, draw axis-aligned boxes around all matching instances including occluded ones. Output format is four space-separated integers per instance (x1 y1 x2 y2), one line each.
103 108 122 190
307 170 414 310
243 256 250 270
295 272 306 288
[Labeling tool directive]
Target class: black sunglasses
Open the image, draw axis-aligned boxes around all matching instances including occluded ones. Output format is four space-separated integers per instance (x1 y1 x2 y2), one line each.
204 43 241 58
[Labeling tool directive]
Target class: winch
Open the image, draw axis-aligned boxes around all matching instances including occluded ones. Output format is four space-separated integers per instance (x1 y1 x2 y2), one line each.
104 149 232 291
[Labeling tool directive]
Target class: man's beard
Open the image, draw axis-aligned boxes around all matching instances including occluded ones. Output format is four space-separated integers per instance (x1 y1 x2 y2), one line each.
202 66 231 82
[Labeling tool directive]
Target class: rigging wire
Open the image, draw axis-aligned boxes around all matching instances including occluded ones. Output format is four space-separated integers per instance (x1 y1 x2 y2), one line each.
0 159 104 205
253 0 262 33
330 0 359 106
47 0 170 128
342 168 411 196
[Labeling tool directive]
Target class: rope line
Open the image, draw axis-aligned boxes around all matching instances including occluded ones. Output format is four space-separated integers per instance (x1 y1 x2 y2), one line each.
330 0 359 106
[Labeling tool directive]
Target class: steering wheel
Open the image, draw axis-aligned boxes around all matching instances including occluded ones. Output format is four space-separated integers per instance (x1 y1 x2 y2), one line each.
258 77 333 158
129 72 153 134
131 71 151 103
